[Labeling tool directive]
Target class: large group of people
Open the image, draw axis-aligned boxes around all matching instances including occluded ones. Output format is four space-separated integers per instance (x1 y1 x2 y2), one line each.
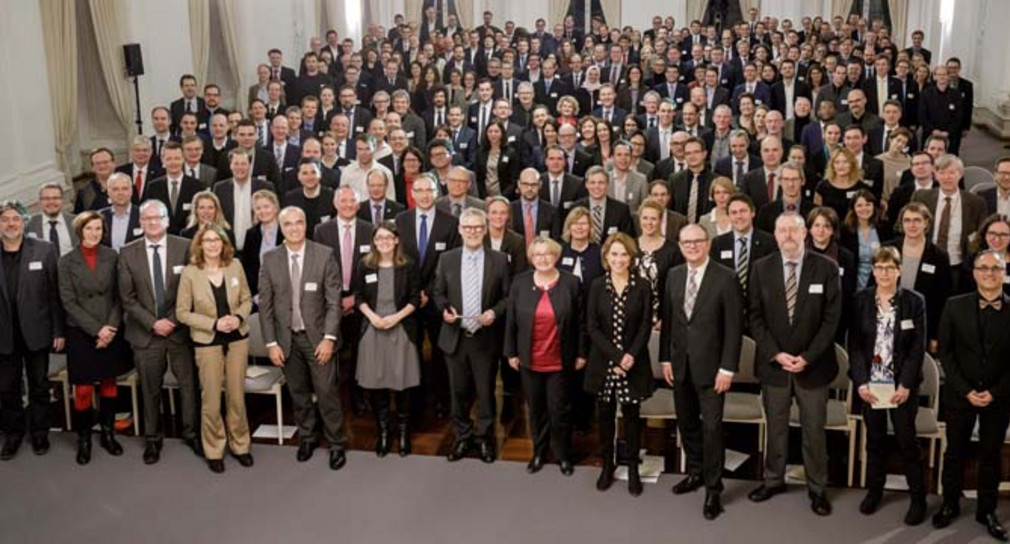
4 5 1010 540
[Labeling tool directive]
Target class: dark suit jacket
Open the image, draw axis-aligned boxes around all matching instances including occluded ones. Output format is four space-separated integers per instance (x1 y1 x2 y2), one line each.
240 223 284 297
565 146 594 178
353 261 420 340
146 176 204 235
653 82 690 108
731 81 771 111
357 199 405 225
484 230 528 277
510 199 560 240
880 238 952 341
710 230 778 296
475 146 520 198
504 270 587 370
115 163 164 203
0 237 64 353
756 199 814 233
394 208 461 293
539 173 587 219
862 76 904 115
216 149 281 186
313 218 375 292
749 251 842 388
432 248 511 355
885 179 936 228
714 154 762 183
573 197 637 238
740 168 779 210
668 169 715 219
849 287 926 390
99 206 142 248
213 178 276 234
585 277 655 397
449 125 478 169
170 97 206 134
57 245 121 335
117 235 191 348
769 79 812 115
533 77 570 114
911 189 988 259
939 291 1010 399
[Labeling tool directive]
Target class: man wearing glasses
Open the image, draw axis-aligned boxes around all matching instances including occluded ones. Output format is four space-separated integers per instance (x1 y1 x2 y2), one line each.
978 156 1010 220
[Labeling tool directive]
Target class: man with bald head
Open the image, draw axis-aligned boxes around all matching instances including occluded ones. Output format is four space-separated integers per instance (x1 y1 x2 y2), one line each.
269 115 301 177
836 88 882 134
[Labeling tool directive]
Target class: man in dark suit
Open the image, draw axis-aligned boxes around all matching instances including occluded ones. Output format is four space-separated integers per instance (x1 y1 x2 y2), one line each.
912 155 989 275
714 130 762 187
573 166 636 241
836 89 882 136
539 146 586 221
841 125 885 200
443 44 475 83
867 102 915 157
116 136 163 204
357 170 405 226
0 201 64 458
978 157 1010 218
747 213 841 516
533 58 569 115
862 57 902 116
146 142 204 235
170 74 205 136
267 48 298 89
947 58 974 154
591 84 627 133
445 105 478 170
216 120 281 186
213 148 276 253
266 116 302 181
557 124 593 178
886 151 938 229
741 136 786 210
511 169 560 243
668 138 714 223
118 200 201 464
653 65 690 108
433 208 510 463
756 162 815 233
933 251 1010 540
395 174 461 419
660 223 743 520
904 31 931 65
99 173 142 251
731 63 772 112
27 183 77 257
711 194 778 307
919 65 966 155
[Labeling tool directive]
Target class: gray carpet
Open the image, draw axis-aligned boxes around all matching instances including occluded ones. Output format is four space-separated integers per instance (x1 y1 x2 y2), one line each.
0 436 1001 544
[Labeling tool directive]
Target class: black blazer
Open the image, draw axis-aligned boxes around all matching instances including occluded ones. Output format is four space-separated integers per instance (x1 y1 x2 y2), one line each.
668 169 715 219
749 251 842 388
313 218 375 292
394 208 461 293
215 149 281 186
100 205 142 248
504 270 587 370
432 248 511 355
755 199 814 233
356 199 405 225
572 197 637 238
212 178 276 233
0 237 64 354
585 276 655 398
353 261 421 341
484 230 528 277
240 223 284 297
769 79 812 115
538 173 587 219
740 168 780 210
145 176 204 235
939 292 1010 400
710 230 778 296
510 200 560 240
849 287 926 390
659 261 744 387
474 146 520 199
880 238 952 341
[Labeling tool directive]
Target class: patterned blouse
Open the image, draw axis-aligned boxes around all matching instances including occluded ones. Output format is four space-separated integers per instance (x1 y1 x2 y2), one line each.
870 293 897 384
600 274 640 404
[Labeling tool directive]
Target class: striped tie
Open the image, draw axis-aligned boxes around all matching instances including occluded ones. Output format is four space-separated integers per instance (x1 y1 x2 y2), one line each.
785 261 798 324
737 236 749 292
684 268 699 319
687 174 699 223
462 254 481 333
592 205 604 242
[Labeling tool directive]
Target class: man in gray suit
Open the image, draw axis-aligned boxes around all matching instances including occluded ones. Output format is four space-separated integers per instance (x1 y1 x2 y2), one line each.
435 166 486 217
0 200 64 459
259 206 347 470
605 141 649 215
181 135 218 188
26 182 77 257
118 200 202 464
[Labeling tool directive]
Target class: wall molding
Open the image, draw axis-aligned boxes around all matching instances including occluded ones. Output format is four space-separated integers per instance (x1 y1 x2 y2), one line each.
0 160 66 209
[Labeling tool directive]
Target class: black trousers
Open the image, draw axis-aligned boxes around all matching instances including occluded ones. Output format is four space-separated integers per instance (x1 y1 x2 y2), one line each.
942 395 1010 515
284 332 347 449
521 366 572 462
413 302 449 415
598 399 641 463
862 393 925 497
445 334 498 443
0 347 50 438
673 366 726 493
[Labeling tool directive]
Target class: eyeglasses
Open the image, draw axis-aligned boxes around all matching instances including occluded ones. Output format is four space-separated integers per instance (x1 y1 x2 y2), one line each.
986 231 1010 239
679 239 707 247
872 265 898 273
374 235 396 242
201 238 223 245
460 225 485 231
975 266 1005 274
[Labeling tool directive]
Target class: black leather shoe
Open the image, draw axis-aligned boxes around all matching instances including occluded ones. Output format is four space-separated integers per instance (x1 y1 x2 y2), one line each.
185 438 205 459
905 497 927 526
398 421 412 457
527 455 544 474
143 440 162 465
560 460 574 476
859 491 882 515
627 464 643 497
296 441 316 462
978 513 1010 542
76 437 92 465
748 484 787 503
479 440 496 464
99 430 123 456
208 459 225 473
1 436 22 461
672 474 704 495
596 463 614 490
703 494 723 520
31 435 50 456
233 452 254 467
447 440 470 462
810 492 832 516
329 449 347 470
932 503 960 529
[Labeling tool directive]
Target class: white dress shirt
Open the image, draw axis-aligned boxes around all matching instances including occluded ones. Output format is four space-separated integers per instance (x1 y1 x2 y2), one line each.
145 236 169 301
932 190 964 265
232 179 253 251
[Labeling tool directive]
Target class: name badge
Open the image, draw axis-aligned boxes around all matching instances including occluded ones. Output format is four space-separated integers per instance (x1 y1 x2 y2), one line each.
355 126 364 133
29 261 43 271
26 232 37 239
563 201 574 209
501 156 509 163
720 250 733 260
173 265 184 274
365 273 378 284
755 99 763 105
319 215 330 223
198 123 208 130
900 319 914 331
470 116 477 123
1004 276 1009 285
907 93 915 99
550 92 558 98
305 282 318 292
406 131 415 138
459 142 468 149
507 254 512 263
507 136 516 143
359 244 370 253
133 228 143 235
890 94 898 100
841 99 849 106
846 190 857 199
839 267 845 277
607 226 618 235
539 230 550 237
435 242 447 251
809 284 824 294
627 192 634 201
562 256 574 266
921 263 936 274
231 277 239 288
948 104 956 111
183 203 192 211
676 97 684 103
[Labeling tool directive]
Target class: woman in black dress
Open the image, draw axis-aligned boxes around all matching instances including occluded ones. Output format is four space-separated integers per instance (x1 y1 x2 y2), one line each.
814 147 872 221
636 198 681 327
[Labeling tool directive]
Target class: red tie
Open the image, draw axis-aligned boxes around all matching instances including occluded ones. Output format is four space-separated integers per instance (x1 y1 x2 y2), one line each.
524 204 535 246
767 172 776 202
134 169 143 196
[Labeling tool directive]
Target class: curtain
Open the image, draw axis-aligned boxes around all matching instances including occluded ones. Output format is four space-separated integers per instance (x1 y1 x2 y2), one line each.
598 0 619 27
686 0 707 23
88 0 135 138
454 0 473 30
549 0 568 25
832 0 854 18
217 0 244 113
888 0 908 47
39 0 77 183
189 0 210 84
405 0 423 25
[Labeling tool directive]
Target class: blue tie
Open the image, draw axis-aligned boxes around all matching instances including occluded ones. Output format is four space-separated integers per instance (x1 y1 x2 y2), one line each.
418 214 429 266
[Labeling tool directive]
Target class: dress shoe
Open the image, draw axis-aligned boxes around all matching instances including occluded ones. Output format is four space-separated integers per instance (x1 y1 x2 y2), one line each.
329 449 347 471
185 438 205 458
297 441 317 462
978 513 1010 542
232 452 254 467
99 429 124 456
859 491 882 515
479 440 496 464
560 460 574 476
527 455 544 474
672 474 704 495
748 484 787 503
31 435 50 456
931 503 960 529
703 494 724 520
208 459 225 473
375 428 390 458
143 440 162 465
627 462 643 497
810 492 832 516
905 497 927 526
446 440 470 462
1 436 22 461
398 420 412 457
76 437 92 465
596 462 614 490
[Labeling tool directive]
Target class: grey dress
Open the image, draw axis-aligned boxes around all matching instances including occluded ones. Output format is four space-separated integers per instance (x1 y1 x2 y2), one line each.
355 267 421 391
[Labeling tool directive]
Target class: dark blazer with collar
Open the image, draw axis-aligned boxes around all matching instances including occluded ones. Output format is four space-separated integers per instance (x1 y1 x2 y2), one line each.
212 178 276 233
449 125 478 170
215 148 281 186
668 169 715 219
504 269 587 370
585 276 655 398
432 247 511 355
26 212 79 248
539 172 587 219
714 154 763 182
313 217 375 291
146 175 204 235
115 163 165 203
99 206 142 248
475 145 520 199
573 197 637 238
0 237 64 354
240 223 284 297
885 179 936 228
484 230 528 277
353 260 421 341
394 208 461 293
939 291 1010 400
264 142 302 178
533 77 570 113
861 76 904 116
911 189 989 259
510 199 561 240
710 229 778 292
880 238 952 341
770 79 812 115
564 146 594 178
357 199 405 225
977 188 1002 221
117 235 191 348
659 260 743 387
748 251 842 388
849 287 926 390
740 167 779 210
58 245 122 336
170 97 206 134
731 81 772 112
756 199 814 233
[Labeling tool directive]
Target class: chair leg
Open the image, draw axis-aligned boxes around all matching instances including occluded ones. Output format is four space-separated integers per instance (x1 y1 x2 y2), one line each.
131 381 140 436
275 385 284 445
847 422 856 488
860 422 868 488
928 437 936 468
937 435 947 496
168 388 176 416
63 379 72 432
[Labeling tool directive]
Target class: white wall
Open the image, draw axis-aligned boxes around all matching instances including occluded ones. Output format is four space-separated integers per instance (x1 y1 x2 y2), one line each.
126 0 195 131
620 0 686 35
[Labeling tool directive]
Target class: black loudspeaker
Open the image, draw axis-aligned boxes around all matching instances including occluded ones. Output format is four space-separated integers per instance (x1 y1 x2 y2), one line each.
123 43 144 77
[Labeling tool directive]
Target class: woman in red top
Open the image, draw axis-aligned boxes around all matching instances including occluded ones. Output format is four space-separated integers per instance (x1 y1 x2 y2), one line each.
505 236 587 476
399 147 425 208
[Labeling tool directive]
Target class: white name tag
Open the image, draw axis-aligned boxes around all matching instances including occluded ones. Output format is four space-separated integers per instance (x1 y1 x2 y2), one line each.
305 282 318 292
507 136 516 143
839 267 845 277
470 116 477 123
949 104 956 111
562 256 574 266
900 319 914 331
809 284 824 294
355 126 364 133
231 277 239 288
365 273 378 284
754 99 763 105
29 261 42 271
183 203 192 211
627 192 634 201
173 265 184 274
720 250 733 260
26 232 37 239
459 143 468 149
133 228 143 236
846 191 857 199
841 99 849 106
890 94 898 100
319 215 330 223
539 230 550 237
907 93 915 99
406 131 415 138
921 263 935 274
435 242 447 251
359 245 370 253
550 92 558 98
676 97 684 103
501 156 509 164
607 226 618 234
506 254 512 263
563 201 574 209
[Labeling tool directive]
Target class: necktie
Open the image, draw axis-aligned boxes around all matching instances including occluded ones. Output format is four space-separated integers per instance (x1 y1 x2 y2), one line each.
418 214 429 266
272 67 279 80
275 146 284 169
341 225 353 289
545 78 551 94
151 245 165 318
937 196 952 251
135 168 143 195
479 106 488 139
591 204 603 242
737 236 749 291
785 261 798 324
186 101 193 114
687 174 699 223
373 204 383 225
505 81 511 102
767 171 776 202
436 109 443 126
611 65 618 83
452 203 462 217
48 220 60 248
649 116 656 129
574 73 580 87
551 179 560 207
462 254 481 332
169 180 180 211
735 161 745 185
684 268 698 319
257 124 265 145
604 109 611 123
524 203 535 246
980 298 1004 311
187 167 196 178
884 129 890 151
660 131 670 160
290 253 305 331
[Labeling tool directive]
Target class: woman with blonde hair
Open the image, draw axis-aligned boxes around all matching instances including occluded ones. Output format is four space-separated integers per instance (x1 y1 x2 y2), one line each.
814 147 871 221
180 191 236 247
698 177 736 238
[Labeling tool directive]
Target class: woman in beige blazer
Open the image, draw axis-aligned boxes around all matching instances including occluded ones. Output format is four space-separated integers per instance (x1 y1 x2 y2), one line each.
177 225 253 473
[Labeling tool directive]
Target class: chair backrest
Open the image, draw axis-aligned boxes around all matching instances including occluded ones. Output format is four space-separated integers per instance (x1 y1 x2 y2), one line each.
735 336 758 384
922 352 940 410
963 166 994 191
247 313 269 358
969 181 996 195
648 331 664 380
830 343 850 392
